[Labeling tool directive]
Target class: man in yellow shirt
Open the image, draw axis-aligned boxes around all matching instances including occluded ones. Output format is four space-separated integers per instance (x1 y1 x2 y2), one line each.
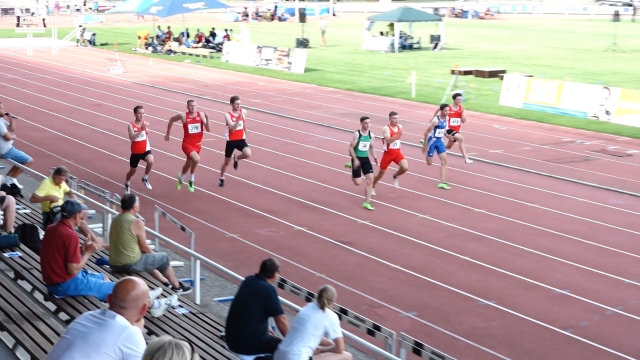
137 30 150 51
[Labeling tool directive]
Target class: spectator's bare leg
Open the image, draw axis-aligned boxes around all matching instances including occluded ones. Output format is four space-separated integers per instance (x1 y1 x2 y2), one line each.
162 265 181 289
148 269 169 284
1 195 16 233
6 159 33 179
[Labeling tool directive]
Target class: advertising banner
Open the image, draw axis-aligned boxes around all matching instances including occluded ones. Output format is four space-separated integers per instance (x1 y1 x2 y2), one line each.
500 74 640 128
222 42 308 74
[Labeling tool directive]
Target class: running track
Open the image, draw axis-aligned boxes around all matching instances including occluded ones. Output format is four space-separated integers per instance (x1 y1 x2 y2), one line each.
1 47 639 360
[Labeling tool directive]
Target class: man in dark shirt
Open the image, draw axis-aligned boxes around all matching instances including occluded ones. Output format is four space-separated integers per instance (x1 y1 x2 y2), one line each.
225 258 289 356
40 200 115 301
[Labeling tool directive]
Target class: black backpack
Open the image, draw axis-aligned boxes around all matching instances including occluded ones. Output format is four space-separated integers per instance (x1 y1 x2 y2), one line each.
15 223 43 255
0 183 23 199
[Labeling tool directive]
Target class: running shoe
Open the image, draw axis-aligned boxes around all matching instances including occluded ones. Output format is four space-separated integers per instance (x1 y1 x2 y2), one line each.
176 174 182 191
187 180 195 192
142 178 152 189
150 295 179 318
124 182 130 194
465 158 474 164
12 178 23 189
393 175 400 188
219 178 225 187
438 182 452 190
344 162 352 169
149 287 163 301
362 202 374 211
233 154 239 170
170 282 193 295
419 139 425 145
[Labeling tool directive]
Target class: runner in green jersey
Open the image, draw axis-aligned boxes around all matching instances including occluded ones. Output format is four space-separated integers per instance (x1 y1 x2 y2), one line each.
346 116 378 210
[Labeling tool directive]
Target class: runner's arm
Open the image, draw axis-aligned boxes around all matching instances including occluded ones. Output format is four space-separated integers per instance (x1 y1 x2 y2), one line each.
348 132 359 161
382 126 393 143
368 133 378 163
225 112 240 131
164 114 183 139
128 123 141 141
422 119 437 151
242 109 248 132
460 107 467 124
202 112 211 132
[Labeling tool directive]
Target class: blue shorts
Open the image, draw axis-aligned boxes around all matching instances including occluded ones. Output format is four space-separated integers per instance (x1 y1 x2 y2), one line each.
426 137 446 158
46 270 115 302
0 147 32 164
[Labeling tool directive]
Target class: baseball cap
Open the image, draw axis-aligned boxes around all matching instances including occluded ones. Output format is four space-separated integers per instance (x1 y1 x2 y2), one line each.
60 200 89 217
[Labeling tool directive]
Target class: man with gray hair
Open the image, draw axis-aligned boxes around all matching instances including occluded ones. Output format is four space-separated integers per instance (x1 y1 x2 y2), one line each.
30 166 77 228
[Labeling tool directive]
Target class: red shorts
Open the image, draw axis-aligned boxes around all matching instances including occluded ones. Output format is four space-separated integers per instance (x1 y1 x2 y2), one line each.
380 150 405 170
182 142 201 157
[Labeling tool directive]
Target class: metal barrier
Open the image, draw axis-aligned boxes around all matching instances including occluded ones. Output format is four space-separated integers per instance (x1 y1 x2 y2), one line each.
154 205 200 305
277 277 397 354
77 180 113 239
3 160 400 360
52 26 82 55
398 333 456 360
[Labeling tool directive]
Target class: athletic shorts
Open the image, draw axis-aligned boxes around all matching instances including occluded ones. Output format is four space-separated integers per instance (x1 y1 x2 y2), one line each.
129 150 152 168
0 147 32 164
379 151 405 171
110 253 171 274
426 137 447 158
182 142 202 157
351 156 373 179
446 129 458 143
225 139 249 158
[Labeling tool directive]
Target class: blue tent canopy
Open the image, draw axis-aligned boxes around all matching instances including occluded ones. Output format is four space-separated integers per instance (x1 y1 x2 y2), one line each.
136 0 229 18
106 0 156 14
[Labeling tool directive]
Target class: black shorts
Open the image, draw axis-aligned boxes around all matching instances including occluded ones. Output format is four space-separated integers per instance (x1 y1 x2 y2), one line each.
352 156 373 178
225 139 249 158
130 150 152 168
446 129 458 142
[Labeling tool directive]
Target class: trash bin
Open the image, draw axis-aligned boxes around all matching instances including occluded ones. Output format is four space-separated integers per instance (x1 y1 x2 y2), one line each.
430 34 441 44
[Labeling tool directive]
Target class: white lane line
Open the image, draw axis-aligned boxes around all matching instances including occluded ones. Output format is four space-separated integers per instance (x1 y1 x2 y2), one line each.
6 90 640 330
10 106 634 360
2 60 638 220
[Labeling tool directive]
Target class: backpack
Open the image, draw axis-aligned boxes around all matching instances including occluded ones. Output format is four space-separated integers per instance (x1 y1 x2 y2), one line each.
0 183 23 199
15 223 43 256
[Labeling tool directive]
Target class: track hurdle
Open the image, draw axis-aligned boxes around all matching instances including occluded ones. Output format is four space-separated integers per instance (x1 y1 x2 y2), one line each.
154 205 200 304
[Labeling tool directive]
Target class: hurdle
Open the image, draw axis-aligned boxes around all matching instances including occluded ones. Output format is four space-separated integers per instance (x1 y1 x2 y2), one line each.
15 27 46 56
277 277 397 354
398 333 456 360
52 26 82 55
154 205 200 304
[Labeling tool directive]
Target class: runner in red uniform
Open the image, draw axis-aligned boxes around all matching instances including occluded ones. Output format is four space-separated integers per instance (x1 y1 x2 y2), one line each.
425 93 473 164
164 100 211 192
125 105 154 194
372 111 408 192
219 95 252 187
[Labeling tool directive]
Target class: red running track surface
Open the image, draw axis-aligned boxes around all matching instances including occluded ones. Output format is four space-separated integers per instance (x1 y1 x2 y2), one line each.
1 48 639 360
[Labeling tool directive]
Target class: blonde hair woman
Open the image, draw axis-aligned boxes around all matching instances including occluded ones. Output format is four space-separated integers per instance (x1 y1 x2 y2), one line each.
143 335 200 360
274 285 352 360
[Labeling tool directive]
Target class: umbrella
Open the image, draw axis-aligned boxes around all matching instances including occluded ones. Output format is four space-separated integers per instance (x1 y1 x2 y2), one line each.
106 0 157 14
136 0 229 18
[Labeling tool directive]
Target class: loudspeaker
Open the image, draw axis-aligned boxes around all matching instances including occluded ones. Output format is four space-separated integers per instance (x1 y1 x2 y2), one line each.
296 38 309 48
298 8 306 23
613 10 620 22
430 34 441 44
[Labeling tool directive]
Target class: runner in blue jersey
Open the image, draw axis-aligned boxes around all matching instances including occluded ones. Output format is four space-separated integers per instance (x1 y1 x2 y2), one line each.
421 104 453 190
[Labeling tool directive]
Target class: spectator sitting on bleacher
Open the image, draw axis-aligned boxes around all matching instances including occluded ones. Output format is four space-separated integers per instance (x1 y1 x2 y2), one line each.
191 28 205 48
143 335 201 360
0 101 33 189
274 285 352 360
156 25 165 44
40 199 114 301
108 194 192 294
137 30 151 51
207 27 217 44
45 277 176 360
0 176 17 242
164 26 174 44
225 258 290 359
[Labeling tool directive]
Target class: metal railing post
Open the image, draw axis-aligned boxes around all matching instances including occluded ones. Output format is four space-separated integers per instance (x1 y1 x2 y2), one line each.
190 233 196 289
194 260 201 305
154 207 160 252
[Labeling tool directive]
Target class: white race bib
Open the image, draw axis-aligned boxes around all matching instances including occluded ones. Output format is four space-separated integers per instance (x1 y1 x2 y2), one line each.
135 131 147 141
449 117 461 126
358 141 370 151
435 128 445 138
235 120 244 131
188 123 201 134
389 140 401 149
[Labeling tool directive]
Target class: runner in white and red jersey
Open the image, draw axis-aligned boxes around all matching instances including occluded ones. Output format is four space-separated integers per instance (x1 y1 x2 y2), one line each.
164 100 211 192
219 95 252 187
372 111 408 192
125 105 154 194
424 93 473 164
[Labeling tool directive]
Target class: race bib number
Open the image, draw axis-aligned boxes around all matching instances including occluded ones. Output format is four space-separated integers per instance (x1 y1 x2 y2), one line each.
449 117 461 126
435 128 445 137
358 141 370 151
135 131 147 141
235 120 244 131
389 140 401 149
188 123 201 134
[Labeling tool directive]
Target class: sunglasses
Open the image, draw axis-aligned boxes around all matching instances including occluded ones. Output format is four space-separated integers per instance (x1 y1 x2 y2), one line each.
176 338 197 360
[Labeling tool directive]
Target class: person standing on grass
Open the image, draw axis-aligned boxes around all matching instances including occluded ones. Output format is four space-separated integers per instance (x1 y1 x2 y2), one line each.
165 100 210 193
125 105 154 194
422 104 454 190
345 116 377 211
219 95 251 187
372 111 408 192
319 16 327 46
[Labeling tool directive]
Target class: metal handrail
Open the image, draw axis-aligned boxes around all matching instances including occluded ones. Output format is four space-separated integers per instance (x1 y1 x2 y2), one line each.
2 159 399 360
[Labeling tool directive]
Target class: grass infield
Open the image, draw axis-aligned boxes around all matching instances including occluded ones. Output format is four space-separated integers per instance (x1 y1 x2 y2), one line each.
4 16 640 137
